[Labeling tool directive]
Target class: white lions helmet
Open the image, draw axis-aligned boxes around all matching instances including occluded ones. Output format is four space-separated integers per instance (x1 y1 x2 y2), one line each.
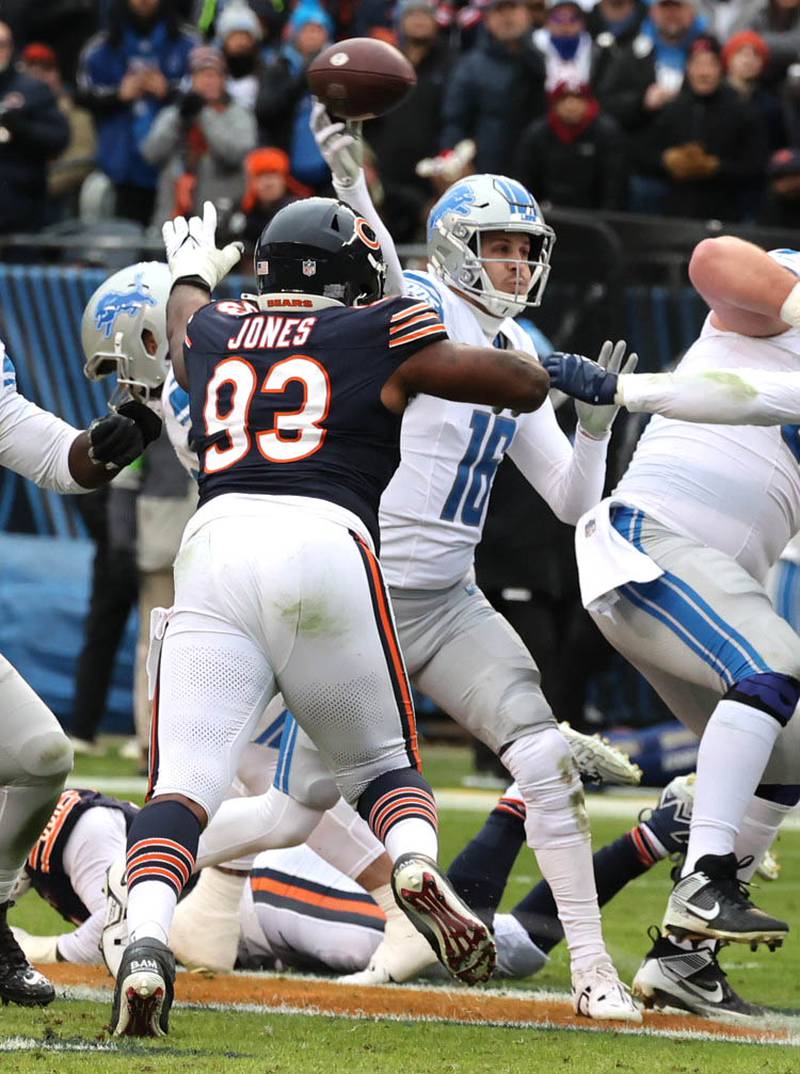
427 175 555 319
82 261 171 399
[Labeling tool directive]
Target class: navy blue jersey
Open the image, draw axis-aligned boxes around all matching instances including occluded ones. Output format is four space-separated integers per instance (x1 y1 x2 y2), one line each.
185 295 448 546
25 789 137 925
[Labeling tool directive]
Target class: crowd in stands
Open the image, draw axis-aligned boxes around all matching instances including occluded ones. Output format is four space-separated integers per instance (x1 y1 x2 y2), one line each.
1 0 800 248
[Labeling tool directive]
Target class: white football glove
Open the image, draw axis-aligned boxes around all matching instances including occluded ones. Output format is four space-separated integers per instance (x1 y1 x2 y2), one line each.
10 927 61 964
576 339 638 440
162 200 243 291
310 98 363 188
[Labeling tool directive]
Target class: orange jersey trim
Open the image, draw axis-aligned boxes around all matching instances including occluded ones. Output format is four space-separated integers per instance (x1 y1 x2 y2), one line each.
251 875 385 921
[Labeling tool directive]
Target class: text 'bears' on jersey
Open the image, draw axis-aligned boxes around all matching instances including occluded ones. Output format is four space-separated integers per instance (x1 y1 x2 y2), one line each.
185 295 448 546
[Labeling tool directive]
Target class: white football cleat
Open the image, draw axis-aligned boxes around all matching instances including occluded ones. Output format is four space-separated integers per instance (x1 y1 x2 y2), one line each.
572 958 642 1022
170 867 247 972
101 857 129 979
559 722 642 786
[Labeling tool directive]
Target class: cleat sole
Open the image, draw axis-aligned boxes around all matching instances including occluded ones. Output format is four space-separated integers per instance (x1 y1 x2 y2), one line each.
392 859 495 986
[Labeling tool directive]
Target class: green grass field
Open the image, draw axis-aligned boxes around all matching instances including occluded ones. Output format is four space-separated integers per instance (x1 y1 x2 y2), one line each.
3 742 799 1072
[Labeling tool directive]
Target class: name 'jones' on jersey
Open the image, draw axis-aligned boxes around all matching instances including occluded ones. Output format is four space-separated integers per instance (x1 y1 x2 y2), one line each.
184 295 448 545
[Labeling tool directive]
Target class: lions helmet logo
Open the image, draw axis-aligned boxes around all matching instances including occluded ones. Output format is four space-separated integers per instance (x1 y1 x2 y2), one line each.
427 182 478 240
94 272 157 339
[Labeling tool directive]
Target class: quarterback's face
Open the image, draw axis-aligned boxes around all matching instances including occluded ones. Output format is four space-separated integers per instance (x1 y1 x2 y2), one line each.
481 231 533 295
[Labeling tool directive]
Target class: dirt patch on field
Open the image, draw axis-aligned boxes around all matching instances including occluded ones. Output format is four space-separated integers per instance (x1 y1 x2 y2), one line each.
46 963 794 1045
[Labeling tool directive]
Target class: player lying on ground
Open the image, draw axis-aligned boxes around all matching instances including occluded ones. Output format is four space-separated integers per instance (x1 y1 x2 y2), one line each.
18 770 775 1019
310 102 639 1022
0 294 160 1009
541 237 800 972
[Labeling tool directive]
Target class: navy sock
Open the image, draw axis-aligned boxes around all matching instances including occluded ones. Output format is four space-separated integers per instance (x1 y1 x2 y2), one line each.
357 766 437 845
127 799 201 900
447 799 526 925
513 831 648 953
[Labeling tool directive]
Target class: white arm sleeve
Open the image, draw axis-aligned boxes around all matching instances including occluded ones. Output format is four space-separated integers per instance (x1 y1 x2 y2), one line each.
0 375 84 493
507 398 609 525
332 172 405 296
618 368 800 425
304 797 384 881
57 808 127 964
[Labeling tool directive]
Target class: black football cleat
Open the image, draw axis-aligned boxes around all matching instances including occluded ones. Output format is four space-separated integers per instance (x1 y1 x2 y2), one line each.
111 937 175 1037
0 900 55 1007
664 853 788 947
633 926 765 1020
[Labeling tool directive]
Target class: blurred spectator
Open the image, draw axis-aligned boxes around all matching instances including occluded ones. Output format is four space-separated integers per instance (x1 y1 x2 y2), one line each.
752 0 800 73
366 0 454 240
67 484 138 759
441 0 546 173
256 3 333 191
759 145 800 225
0 21 70 234
5 0 100 87
215 0 266 110
634 35 767 220
141 44 256 226
20 42 97 222
723 30 784 150
77 0 198 226
513 79 626 208
226 145 298 253
415 138 476 218
596 0 705 132
586 0 647 46
695 0 768 43
533 0 598 90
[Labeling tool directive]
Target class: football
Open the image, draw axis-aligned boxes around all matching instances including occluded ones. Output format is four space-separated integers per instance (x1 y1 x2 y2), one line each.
307 38 417 121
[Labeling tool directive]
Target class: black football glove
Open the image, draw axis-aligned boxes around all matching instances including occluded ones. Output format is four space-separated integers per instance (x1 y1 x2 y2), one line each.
88 400 162 470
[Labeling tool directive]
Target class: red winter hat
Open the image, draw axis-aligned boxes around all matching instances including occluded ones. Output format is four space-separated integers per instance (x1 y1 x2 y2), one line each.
21 42 57 67
722 29 769 70
548 79 593 104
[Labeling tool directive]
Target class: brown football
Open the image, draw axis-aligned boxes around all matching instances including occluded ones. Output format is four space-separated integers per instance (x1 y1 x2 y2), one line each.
308 38 417 121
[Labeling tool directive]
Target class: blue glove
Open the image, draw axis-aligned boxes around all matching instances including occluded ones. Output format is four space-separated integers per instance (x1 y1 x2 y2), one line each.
541 351 619 406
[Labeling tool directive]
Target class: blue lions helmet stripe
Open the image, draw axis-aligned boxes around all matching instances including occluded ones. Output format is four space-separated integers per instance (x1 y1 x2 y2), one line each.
2 354 16 392
427 181 478 241
403 271 445 319
492 176 541 222
94 271 158 339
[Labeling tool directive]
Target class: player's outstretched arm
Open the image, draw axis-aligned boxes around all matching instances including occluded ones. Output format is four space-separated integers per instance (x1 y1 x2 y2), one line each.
544 351 800 425
689 237 798 337
381 339 550 414
310 100 405 295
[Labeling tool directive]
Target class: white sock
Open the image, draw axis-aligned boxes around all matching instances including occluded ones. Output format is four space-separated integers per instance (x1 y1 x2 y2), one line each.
383 817 438 862
504 729 606 975
684 701 781 874
127 880 177 945
196 787 322 869
0 868 21 905
734 794 792 882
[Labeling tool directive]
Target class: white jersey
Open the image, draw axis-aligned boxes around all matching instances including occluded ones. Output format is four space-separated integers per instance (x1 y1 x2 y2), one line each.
0 345 83 494
615 315 800 582
162 366 197 478
378 270 609 589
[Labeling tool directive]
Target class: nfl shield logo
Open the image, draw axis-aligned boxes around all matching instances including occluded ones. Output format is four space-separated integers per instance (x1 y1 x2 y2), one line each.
302 259 317 277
